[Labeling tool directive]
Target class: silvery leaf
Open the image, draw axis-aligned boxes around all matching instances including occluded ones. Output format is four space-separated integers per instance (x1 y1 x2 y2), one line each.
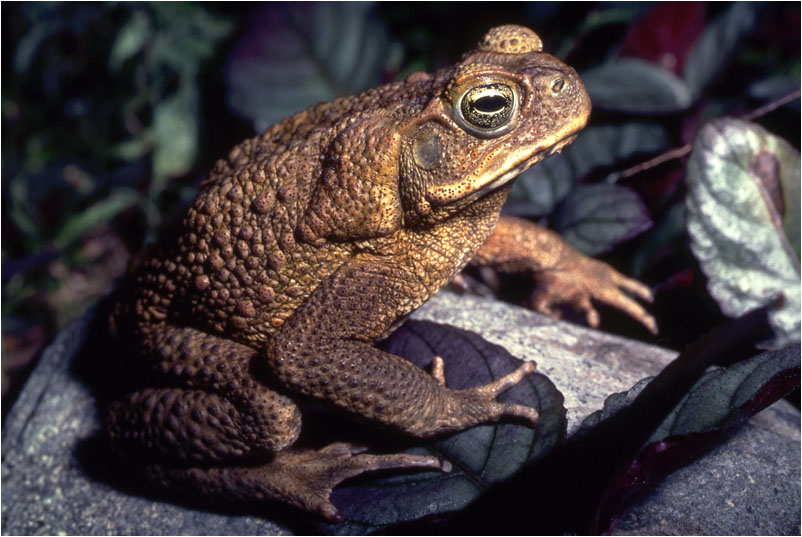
685 118 801 347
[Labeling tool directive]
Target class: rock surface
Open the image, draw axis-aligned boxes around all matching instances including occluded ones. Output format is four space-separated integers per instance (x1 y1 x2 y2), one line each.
2 291 799 535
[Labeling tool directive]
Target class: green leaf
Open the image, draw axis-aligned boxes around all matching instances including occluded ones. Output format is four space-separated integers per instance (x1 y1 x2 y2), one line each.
631 202 686 276
580 377 650 432
320 320 566 533
686 118 801 347
152 89 198 191
14 23 52 74
150 3 232 74
111 132 153 162
506 153 575 217
8 176 41 245
52 188 141 249
109 9 150 70
581 58 692 113
667 345 799 436
226 3 392 131
748 76 801 104
506 123 667 217
682 3 759 98
568 123 669 180
552 184 652 255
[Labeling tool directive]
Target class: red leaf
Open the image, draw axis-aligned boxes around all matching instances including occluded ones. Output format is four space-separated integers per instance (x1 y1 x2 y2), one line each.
664 269 695 291
620 3 706 74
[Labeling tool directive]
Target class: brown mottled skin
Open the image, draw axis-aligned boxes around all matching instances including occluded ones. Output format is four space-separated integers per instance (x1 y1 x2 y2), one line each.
106 26 654 521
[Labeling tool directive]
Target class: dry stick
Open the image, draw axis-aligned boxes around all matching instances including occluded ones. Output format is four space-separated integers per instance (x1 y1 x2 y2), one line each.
740 88 801 122
620 144 692 179
620 88 801 179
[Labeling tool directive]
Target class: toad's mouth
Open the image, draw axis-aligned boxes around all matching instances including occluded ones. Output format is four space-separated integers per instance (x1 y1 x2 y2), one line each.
425 131 580 207
479 133 578 195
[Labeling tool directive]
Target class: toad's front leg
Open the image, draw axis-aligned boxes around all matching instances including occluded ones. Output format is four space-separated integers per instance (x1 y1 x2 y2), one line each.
472 216 657 334
266 258 539 437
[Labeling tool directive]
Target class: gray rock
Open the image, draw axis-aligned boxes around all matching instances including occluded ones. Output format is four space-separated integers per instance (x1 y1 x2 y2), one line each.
615 423 800 535
2 292 798 535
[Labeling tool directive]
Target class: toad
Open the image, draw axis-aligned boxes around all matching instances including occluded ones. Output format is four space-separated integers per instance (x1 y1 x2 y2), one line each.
106 25 654 521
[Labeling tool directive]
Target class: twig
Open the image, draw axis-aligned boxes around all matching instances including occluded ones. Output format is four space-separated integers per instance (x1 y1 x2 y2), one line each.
741 88 801 122
620 144 691 179
619 88 801 179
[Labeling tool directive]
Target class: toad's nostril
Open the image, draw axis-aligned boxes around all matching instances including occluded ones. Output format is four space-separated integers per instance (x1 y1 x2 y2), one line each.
551 77 565 93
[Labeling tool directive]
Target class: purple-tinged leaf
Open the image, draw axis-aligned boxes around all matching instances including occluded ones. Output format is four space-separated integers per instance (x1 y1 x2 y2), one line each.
507 123 668 218
225 4 392 132
583 344 800 440
600 345 800 532
618 3 706 75
314 320 565 534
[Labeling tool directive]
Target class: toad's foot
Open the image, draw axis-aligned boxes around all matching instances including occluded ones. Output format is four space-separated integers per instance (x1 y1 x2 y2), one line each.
531 255 657 334
271 442 448 522
148 443 447 523
421 357 539 435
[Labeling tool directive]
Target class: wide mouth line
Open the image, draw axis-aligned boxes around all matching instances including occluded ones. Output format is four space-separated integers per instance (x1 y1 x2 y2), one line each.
479 133 576 192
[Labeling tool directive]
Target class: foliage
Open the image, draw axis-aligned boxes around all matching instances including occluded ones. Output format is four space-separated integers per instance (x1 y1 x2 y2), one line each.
510 3 793 256
504 3 799 346
2 3 234 394
583 343 799 441
226 3 397 132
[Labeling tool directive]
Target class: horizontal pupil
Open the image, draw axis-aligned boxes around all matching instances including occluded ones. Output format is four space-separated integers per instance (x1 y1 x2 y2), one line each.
473 95 507 113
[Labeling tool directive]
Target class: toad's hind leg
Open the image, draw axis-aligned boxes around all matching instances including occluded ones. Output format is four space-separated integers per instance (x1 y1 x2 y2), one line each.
106 326 444 519
106 387 299 464
108 386 444 521
147 442 446 522
106 325 303 462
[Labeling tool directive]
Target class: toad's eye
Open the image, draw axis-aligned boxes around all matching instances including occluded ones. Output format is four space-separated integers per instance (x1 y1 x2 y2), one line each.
458 83 516 133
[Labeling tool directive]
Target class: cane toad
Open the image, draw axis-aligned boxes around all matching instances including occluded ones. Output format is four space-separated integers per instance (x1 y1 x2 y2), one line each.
106 25 654 521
